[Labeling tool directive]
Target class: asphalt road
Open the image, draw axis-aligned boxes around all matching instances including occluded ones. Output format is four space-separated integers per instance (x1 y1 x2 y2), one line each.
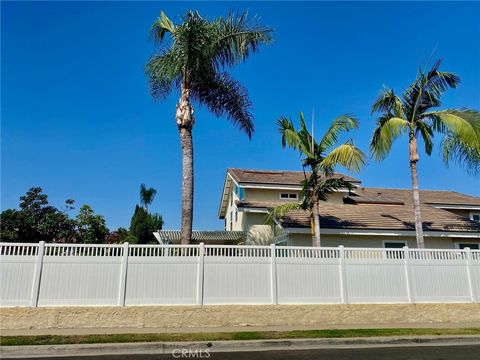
9 344 480 360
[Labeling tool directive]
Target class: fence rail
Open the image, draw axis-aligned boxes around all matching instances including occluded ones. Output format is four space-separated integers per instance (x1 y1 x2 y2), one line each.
1 242 479 307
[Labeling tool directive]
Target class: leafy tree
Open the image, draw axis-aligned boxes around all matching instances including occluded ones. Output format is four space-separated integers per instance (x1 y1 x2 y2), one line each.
146 10 272 244
276 113 366 246
129 205 164 244
140 184 157 212
370 60 480 248
0 187 76 243
75 205 109 244
106 227 136 244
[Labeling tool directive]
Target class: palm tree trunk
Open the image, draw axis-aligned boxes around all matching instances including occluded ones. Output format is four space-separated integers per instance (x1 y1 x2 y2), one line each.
409 133 425 248
176 85 195 244
312 200 321 247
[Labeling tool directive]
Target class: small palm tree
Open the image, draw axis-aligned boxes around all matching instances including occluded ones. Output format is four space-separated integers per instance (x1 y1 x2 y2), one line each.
277 112 366 246
266 177 353 242
371 59 480 248
146 10 272 244
140 184 157 212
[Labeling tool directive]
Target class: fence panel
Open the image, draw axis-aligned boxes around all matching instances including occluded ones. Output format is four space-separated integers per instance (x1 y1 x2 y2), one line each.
344 248 408 303
408 249 472 302
203 245 272 304
125 245 199 305
1 243 479 307
0 244 38 306
38 244 123 306
471 251 480 302
276 247 341 304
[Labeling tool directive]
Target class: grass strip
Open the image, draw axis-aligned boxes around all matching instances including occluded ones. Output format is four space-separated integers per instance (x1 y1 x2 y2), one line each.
1 327 479 346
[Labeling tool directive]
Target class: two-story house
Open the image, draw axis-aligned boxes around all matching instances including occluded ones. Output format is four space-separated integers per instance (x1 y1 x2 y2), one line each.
218 168 480 249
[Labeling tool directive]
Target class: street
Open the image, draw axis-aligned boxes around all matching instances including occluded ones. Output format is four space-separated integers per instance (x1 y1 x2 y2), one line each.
8 344 480 360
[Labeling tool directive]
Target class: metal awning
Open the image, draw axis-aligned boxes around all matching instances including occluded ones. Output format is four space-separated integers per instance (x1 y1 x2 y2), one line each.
153 230 245 244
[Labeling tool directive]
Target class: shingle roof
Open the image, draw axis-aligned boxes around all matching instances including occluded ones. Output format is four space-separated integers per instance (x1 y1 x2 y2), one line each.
351 187 480 207
238 186 480 233
154 231 245 244
228 168 360 186
279 204 480 233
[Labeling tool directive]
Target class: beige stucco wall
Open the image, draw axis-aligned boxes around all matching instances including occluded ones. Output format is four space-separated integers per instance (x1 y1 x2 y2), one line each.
286 233 480 249
245 212 273 244
244 188 346 204
1 304 479 333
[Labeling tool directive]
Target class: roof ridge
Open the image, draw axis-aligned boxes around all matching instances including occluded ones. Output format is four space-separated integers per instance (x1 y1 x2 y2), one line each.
360 186 479 196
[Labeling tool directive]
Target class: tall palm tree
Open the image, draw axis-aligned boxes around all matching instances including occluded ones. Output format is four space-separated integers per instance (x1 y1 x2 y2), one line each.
370 59 480 248
277 112 366 246
140 184 157 212
146 11 272 244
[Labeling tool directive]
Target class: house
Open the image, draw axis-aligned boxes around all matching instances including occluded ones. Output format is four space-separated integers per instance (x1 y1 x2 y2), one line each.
218 168 480 249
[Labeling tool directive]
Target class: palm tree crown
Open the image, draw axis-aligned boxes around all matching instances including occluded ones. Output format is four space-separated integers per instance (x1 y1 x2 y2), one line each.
278 113 366 176
275 112 366 246
146 10 272 137
140 184 157 211
371 59 480 167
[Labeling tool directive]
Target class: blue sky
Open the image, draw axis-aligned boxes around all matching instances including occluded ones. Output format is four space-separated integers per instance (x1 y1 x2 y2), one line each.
2 1 479 230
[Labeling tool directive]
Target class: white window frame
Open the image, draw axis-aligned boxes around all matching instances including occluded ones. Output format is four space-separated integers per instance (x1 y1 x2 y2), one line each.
279 192 298 200
382 240 407 248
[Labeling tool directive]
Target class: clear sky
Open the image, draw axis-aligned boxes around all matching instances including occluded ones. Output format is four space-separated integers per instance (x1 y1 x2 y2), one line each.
2 1 479 231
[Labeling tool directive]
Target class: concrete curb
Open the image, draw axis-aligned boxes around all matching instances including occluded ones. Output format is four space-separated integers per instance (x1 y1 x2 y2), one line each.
1 335 480 358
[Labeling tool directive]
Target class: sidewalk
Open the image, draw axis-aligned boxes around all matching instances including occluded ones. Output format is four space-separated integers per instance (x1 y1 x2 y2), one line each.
2 335 480 359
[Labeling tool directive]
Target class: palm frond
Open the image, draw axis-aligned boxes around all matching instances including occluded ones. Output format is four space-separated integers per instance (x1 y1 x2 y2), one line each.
371 87 404 117
415 120 434 155
425 109 480 149
191 72 254 138
441 133 480 175
277 115 312 156
370 116 410 161
301 176 354 202
213 11 273 68
320 141 367 173
264 203 302 226
319 114 359 152
145 51 181 99
150 11 175 44
402 59 460 120
140 184 157 208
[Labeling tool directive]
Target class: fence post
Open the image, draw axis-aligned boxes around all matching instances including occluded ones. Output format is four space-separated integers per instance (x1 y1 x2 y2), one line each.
465 248 477 303
403 246 413 303
270 244 278 304
117 242 129 306
197 243 205 305
30 241 45 307
338 246 348 304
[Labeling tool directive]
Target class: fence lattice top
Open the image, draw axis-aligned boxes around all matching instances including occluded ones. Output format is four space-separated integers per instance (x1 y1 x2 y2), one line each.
1 242 479 261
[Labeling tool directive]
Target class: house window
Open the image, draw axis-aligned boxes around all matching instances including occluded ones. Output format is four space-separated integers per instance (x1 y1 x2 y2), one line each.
455 243 480 250
280 193 298 200
238 187 245 200
383 241 407 249
471 212 480 223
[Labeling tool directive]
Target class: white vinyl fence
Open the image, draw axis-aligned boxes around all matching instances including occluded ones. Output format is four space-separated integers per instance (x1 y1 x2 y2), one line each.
1 242 479 307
